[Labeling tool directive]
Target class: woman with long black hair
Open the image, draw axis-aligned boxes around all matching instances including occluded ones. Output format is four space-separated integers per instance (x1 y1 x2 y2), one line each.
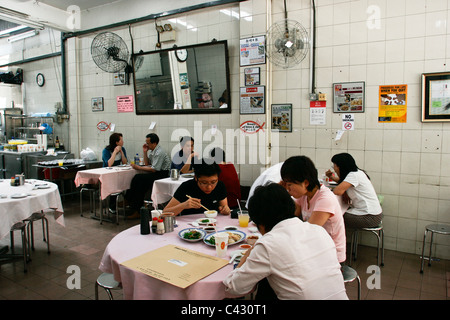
326 153 382 229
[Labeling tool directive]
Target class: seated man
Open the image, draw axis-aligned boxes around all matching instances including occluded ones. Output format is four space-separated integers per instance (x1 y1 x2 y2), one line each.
223 183 348 300
163 160 231 216
126 133 171 218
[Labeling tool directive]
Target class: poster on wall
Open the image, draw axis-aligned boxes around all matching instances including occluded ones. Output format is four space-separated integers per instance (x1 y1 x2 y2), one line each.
240 36 266 66
240 86 265 114
91 97 104 112
378 85 407 123
333 82 365 113
310 101 326 125
271 104 292 132
421 72 450 122
117 95 134 113
244 67 260 86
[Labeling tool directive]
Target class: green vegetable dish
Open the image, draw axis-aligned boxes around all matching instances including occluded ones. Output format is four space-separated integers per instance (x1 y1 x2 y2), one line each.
183 230 202 240
205 236 215 245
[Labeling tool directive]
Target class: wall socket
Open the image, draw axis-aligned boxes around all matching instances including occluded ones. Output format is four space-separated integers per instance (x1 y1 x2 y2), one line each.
309 93 318 101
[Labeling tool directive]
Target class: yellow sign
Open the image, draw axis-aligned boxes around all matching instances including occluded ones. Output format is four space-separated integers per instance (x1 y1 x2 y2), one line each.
378 85 407 123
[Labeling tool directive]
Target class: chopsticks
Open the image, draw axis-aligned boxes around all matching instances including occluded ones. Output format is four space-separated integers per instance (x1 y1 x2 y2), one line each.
186 195 210 211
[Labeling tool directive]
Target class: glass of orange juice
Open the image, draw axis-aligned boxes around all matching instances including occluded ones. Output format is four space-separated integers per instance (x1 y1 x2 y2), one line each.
238 212 250 227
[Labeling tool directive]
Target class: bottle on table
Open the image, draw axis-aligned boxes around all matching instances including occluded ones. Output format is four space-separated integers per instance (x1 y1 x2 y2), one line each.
55 136 60 149
134 153 139 165
156 218 165 235
151 217 158 234
140 206 150 235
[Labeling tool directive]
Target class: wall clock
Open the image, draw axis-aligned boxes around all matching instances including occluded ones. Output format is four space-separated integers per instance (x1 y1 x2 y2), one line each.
175 49 188 62
36 73 45 87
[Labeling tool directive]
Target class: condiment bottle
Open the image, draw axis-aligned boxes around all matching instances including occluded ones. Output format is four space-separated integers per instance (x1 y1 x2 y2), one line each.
10 176 15 186
156 218 165 235
151 217 158 234
140 206 150 235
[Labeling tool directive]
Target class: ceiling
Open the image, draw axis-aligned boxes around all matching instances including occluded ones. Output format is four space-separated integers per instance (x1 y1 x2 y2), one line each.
39 0 121 11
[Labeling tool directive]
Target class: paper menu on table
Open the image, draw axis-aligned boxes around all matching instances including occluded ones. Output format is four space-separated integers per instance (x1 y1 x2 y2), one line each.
121 244 228 289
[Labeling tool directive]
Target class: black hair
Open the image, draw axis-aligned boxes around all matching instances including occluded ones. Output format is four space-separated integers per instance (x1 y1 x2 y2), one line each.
219 97 226 103
193 159 221 178
209 147 225 163
179 136 194 147
280 156 320 192
146 133 159 144
106 133 123 151
248 183 296 232
331 153 369 182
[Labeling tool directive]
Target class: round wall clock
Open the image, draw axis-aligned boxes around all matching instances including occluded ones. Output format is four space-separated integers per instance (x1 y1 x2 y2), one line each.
36 73 45 87
175 49 188 62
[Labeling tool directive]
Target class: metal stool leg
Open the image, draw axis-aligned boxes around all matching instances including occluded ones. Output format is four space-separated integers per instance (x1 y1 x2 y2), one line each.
428 231 434 267
420 229 427 273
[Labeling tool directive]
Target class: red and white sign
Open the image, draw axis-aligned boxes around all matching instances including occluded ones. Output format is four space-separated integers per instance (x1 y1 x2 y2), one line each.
342 114 355 131
240 121 265 134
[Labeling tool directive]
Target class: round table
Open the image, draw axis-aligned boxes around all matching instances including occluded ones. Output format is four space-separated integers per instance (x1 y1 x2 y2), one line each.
99 213 256 300
0 179 64 240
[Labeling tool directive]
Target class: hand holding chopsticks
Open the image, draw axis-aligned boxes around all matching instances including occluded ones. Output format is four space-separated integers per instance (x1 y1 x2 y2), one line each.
186 195 210 211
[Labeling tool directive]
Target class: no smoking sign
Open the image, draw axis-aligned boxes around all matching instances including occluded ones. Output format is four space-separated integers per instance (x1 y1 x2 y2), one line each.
342 114 355 131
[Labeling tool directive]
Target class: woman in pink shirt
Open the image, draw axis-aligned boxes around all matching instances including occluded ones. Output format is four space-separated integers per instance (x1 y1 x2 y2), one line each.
280 156 346 263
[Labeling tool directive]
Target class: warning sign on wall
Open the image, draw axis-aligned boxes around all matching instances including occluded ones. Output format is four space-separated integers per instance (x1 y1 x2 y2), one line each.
342 114 355 130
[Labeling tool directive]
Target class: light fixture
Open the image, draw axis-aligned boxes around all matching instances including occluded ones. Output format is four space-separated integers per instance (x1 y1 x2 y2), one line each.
0 7 45 30
0 25 29 37
7 30 39 42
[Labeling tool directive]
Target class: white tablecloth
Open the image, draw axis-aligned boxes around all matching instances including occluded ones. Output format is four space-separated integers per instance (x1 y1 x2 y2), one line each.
74 166 138 200
0 179 64 240
151 176 193 207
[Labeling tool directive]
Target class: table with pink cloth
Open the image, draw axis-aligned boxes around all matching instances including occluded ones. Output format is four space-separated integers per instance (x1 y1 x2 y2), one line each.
74 166 138 200
99 213 251 300
0 179 64 240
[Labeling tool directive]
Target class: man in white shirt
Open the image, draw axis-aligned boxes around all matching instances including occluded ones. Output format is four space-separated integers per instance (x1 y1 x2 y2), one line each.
223 183 348 300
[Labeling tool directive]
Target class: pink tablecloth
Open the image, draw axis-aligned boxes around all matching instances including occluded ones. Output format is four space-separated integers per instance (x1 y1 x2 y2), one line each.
74 167 138 200
99 213 253 300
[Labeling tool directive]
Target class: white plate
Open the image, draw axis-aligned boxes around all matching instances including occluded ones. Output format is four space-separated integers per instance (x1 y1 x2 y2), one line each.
203 230 246 246
181 173 195 178
10 193 28 199
178 228 206 242
37 184 50 189
196 218 217 225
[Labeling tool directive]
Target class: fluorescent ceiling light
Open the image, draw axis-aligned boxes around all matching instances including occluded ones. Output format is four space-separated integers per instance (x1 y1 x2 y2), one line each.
0 12 44 30
0 25 29 37
7 30 39 42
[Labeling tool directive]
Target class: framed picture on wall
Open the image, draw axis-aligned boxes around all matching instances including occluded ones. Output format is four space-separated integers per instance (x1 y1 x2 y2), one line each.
271 104 292 132
244 67 260 86
91 97 104 112
239 36 266 66
333 81 365 113
239 86 265 114
422 72 450 122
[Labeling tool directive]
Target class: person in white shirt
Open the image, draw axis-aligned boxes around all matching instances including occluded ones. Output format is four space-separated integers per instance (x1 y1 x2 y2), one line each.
326 153 382 229
223 183 348 300
246 162 283 206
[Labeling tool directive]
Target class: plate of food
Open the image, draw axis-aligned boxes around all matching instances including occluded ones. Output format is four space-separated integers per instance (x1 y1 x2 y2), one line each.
178 228 206 242
203 230 246 246
196 218 217 225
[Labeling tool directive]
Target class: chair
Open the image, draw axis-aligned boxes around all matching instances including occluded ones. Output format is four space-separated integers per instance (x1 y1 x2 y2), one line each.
94 272 121 300
9 222 30 273
420 224 450 273
348 195 385 267
80 185 98 217
107 191 126 224
23 211 50 254
341 265 361 300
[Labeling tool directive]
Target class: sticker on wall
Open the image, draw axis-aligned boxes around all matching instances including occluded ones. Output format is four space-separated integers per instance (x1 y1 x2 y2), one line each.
342 114 355 131
240 120 265 134
97 121 111 131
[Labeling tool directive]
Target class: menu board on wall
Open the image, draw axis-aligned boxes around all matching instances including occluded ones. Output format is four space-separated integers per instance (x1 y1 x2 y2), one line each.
378 85 407 123
117 95 134 113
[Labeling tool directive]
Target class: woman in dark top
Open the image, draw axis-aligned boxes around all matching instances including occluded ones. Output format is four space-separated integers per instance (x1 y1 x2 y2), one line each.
163 161 231 216
102 133 127 167
170 136 199 174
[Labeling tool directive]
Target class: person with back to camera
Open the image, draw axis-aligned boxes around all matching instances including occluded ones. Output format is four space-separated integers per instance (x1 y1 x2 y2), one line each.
280 155 346 264
170 136 199 174
102 133 128 167
223 183 348 300
209 147 241 209
326 153 382 229
163 160 231 216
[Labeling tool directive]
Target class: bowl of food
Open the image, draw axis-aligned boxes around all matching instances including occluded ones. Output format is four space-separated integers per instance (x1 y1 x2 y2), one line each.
204 210 218 218
178 228 206 242
204 226 216 233
246 235 259 246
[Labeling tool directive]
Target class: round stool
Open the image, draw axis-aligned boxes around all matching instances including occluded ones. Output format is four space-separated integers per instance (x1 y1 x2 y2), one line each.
341 265 361 300
420 224 450 273
95 273 121 300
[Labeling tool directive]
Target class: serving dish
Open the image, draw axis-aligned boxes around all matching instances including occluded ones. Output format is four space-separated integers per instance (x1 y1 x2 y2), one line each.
203 230 246 246
178 228 206 242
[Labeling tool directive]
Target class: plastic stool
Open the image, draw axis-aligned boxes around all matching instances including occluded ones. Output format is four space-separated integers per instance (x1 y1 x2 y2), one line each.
95 273 121 300
23 211 50 254
342 265 361 300
420 224 450 273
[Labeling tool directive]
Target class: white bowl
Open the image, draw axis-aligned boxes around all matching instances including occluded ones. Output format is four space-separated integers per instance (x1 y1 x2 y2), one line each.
204 210 218 218
246 235 260 246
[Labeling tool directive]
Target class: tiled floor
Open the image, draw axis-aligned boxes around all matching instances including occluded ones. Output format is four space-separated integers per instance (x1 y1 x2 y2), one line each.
0 196 448 300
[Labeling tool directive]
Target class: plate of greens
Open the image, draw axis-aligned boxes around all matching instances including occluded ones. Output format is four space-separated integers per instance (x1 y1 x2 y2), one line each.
178 228 206 242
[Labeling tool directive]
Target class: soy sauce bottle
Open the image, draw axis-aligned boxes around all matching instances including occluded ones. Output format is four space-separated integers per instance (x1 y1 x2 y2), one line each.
140 206 150 235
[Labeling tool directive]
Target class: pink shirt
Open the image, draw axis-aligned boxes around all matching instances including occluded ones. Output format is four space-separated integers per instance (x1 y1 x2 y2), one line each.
294 185 346 263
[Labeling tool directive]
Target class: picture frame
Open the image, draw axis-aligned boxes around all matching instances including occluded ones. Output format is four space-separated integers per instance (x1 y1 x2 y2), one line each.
271 104 292 132
244 67 260 86
421 72 450 122
239 35 266 67
333 81 365 113
239 86 265 114
91 97 104 112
